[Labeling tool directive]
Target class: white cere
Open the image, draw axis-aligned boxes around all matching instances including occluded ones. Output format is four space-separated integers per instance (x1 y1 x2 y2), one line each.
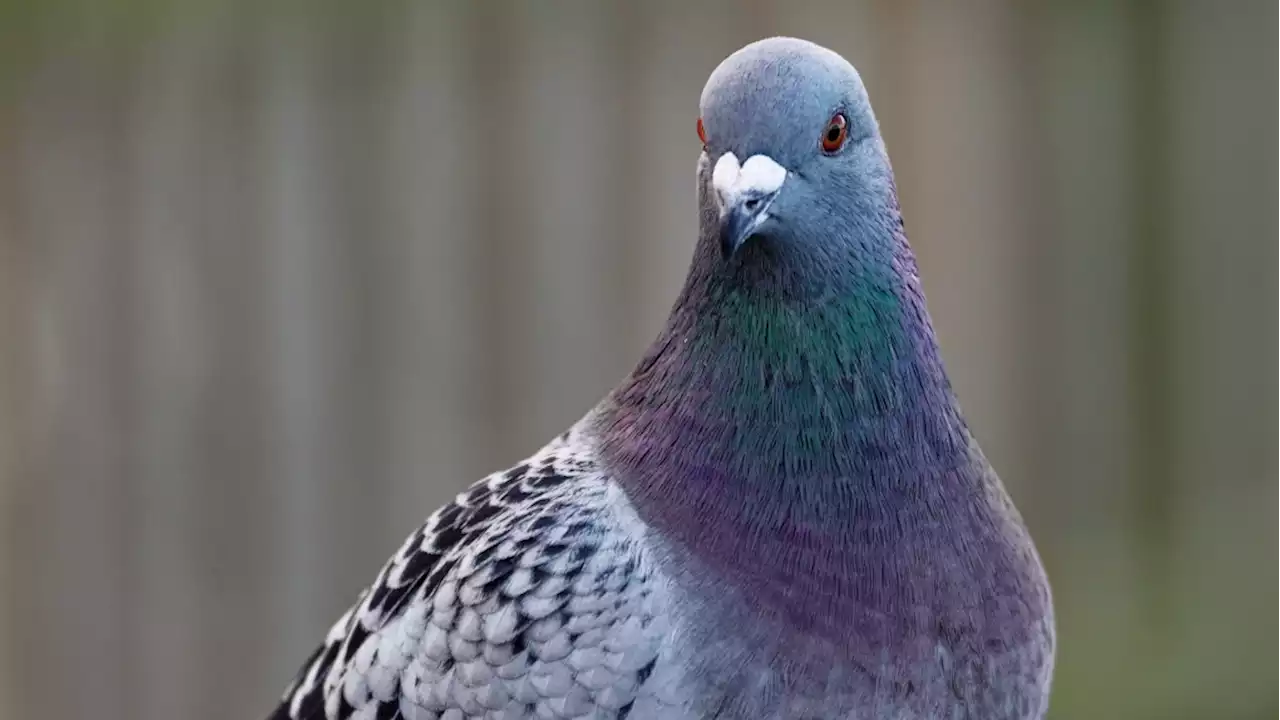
712 152 787 211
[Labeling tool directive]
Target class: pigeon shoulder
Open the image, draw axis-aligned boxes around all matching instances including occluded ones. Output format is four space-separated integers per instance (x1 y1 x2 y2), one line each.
269 424 667 720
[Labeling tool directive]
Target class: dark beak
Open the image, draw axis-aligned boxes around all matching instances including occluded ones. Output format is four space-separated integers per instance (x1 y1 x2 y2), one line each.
719 190 780 258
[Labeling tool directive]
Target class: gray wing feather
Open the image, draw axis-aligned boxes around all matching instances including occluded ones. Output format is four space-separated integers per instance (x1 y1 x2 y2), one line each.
269 431 664 720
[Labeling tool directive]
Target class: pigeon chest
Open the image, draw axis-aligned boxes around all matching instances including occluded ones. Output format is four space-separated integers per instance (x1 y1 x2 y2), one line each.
623 578 1055 720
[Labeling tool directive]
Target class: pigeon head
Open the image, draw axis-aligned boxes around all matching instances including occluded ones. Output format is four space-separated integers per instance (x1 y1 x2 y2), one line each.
605 37 966 501
696 37 897 293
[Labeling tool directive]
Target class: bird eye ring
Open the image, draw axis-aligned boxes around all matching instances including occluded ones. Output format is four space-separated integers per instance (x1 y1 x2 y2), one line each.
696 116 708 150
820 113 848 153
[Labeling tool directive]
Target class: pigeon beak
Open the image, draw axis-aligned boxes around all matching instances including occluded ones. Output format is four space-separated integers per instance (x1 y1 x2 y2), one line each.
713 152 787 258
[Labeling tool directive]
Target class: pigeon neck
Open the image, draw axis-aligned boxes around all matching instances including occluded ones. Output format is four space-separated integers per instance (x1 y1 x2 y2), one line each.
595 204 979 625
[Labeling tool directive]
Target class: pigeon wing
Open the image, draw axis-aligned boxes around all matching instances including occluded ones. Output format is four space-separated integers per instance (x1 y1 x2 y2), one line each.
268 430 664 720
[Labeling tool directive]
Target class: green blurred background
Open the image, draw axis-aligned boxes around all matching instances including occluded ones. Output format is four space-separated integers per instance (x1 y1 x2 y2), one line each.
0 1 1274 718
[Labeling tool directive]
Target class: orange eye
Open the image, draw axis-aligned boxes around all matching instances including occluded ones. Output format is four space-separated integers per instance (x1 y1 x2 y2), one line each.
820 113 848 153
696 116 708 148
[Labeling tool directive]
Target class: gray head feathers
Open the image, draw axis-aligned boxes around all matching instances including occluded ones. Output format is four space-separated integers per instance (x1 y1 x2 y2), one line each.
699 37 879 170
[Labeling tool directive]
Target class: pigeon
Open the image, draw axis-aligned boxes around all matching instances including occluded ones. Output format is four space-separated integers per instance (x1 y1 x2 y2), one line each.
268 37 1055 720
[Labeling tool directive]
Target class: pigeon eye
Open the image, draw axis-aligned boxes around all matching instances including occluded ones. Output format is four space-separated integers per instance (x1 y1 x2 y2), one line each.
696 116 708 149
820 113 848 153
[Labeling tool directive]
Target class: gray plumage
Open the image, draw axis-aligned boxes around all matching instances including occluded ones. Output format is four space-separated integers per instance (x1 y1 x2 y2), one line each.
269 37 1054 720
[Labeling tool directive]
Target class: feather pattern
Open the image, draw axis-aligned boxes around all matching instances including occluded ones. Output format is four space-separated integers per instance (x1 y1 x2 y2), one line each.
270 426 669 720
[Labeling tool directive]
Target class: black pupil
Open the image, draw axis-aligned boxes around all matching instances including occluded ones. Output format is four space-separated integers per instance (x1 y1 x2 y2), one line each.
826 125 841 142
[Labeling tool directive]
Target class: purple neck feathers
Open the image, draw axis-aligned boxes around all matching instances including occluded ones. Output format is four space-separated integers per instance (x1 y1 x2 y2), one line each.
593 198 1015 636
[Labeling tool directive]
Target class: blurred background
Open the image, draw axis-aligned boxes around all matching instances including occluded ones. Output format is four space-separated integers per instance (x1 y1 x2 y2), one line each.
0 1 1274 718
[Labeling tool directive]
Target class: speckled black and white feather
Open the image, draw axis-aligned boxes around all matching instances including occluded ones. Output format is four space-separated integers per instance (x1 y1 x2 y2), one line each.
270 426 668 720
